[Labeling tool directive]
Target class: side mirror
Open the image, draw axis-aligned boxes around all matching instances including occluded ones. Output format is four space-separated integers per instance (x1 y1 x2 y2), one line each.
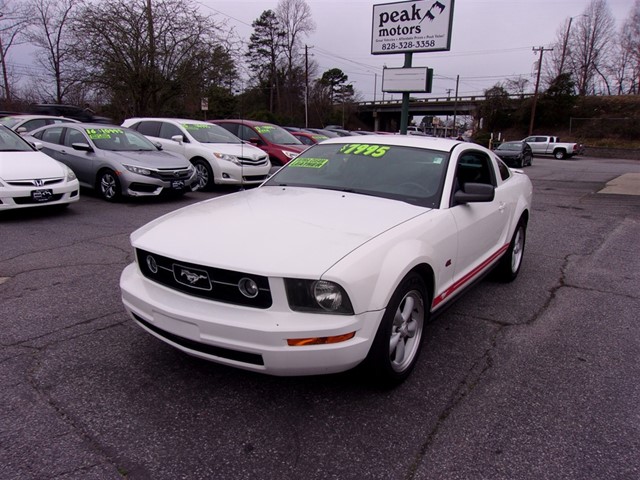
248 137 262 146
16 126 27 134
71 142 94 152
171 135 184 145
454 183 495 204
154 142 163 150
31 141 44 151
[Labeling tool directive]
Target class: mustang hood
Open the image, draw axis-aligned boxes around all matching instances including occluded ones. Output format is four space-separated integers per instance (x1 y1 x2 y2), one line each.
0 151 66 180
132 187 429 277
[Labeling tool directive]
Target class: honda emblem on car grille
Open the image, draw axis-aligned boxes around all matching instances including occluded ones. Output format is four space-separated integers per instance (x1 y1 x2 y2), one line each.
173 264 212 291
33 179 45 186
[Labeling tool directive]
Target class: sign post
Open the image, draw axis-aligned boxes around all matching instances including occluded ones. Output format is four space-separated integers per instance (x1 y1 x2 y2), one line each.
372 0 455 133
201 97 209 120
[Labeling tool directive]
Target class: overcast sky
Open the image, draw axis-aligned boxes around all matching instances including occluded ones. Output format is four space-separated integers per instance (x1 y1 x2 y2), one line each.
199 0 633 101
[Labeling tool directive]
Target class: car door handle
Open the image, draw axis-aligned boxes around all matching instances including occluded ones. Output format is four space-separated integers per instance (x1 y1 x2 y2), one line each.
498 202 506 213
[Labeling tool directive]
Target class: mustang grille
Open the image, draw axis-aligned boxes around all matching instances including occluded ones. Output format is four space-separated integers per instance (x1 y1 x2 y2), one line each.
136 248 272 309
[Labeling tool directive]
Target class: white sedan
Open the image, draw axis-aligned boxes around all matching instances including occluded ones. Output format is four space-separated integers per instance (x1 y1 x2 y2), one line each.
120 136 533 384
0 126 79 211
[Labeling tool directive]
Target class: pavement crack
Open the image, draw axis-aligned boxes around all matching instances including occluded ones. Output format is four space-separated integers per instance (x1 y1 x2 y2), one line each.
0 311 128 349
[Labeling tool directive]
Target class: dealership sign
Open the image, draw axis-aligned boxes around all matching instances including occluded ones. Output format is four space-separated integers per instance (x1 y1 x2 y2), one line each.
382 67 433 92
371 0 455 55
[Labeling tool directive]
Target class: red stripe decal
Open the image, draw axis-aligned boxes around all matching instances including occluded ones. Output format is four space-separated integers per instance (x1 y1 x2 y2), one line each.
432 243 510 309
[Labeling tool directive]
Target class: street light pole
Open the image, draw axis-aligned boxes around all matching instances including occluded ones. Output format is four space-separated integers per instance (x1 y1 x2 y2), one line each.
559 15 586 74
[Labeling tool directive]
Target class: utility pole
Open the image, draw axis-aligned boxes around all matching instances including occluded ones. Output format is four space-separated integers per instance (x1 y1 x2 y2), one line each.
0 12 9 102
529 46 553 136
452 75 459 137
304 45 309 128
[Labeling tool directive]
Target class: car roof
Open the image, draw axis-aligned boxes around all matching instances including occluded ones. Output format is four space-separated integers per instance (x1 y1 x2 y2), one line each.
320 134 462 152
123 117 212 125
211 119 276 127
2 114 78 121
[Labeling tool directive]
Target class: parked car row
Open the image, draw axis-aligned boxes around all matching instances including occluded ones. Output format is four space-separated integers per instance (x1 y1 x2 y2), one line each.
2 115 318 209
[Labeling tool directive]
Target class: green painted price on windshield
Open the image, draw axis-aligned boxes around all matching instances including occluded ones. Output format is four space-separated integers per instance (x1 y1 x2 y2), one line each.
339 144 390 158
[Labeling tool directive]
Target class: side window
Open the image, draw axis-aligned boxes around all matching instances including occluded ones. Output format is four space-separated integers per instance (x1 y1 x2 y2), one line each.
218 122 238 136
297 136 313 146
496 157 511 181
63 128 88 147
41 126 64 145
238 125 256 142
136 121 161 137
159 122 185 141
22 119 48 131
455 151 496 188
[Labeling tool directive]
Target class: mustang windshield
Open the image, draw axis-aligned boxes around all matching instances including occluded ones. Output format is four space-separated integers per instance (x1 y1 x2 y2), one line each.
265 142 450 208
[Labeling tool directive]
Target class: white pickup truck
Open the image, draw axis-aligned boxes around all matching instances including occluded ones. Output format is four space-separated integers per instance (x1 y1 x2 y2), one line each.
522 135 580 160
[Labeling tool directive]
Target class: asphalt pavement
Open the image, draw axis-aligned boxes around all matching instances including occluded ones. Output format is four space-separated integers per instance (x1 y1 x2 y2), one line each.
1 155 639 479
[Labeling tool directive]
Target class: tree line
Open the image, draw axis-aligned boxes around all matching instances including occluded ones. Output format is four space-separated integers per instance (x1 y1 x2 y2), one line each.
0 0 354 126
0 0 638 128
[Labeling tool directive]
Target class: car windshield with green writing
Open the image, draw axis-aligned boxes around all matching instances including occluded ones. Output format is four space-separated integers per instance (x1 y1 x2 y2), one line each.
182 123 243 144
86 128 158 152
254 125 303 145
264 142 450 208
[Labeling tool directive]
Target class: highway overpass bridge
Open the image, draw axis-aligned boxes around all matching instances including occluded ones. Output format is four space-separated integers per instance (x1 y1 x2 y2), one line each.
354 94 532 133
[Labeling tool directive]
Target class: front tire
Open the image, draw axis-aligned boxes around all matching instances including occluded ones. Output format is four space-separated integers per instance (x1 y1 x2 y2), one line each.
192 159 214 191
363 273 428 385
495 218 527 282
97 169 121 202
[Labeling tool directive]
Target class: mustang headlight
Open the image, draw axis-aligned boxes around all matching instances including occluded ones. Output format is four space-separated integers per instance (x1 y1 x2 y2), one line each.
213 152 241 166
284 279 354 314
124 164 152 176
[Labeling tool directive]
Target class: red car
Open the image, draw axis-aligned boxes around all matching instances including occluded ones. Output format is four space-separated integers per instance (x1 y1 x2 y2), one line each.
210 120 306 166
291 131 329 146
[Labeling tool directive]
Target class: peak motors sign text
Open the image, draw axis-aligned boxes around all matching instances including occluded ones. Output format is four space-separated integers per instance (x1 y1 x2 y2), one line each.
372 0 454 55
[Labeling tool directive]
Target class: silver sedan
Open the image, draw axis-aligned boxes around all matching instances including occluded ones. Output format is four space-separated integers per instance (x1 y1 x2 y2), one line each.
28 123 198 201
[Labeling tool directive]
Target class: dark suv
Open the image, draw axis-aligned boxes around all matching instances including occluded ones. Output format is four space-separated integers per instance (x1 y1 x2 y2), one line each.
29 104 112 124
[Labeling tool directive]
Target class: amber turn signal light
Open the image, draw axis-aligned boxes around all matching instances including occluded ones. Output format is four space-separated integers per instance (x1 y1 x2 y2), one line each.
287 332 356 346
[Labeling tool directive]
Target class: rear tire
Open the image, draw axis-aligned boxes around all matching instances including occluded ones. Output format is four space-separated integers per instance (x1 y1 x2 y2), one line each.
362 272 428 386
495 218 526 282
554 149 566 160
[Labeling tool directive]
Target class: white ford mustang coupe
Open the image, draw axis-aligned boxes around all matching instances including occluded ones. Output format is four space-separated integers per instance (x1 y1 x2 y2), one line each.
120 135 533 384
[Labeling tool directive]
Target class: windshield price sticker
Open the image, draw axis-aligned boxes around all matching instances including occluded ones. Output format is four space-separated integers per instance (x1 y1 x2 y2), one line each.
255 126 275 134
85 128 122 139
289 157 329 168
339 144 390 158
182 123 212 130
